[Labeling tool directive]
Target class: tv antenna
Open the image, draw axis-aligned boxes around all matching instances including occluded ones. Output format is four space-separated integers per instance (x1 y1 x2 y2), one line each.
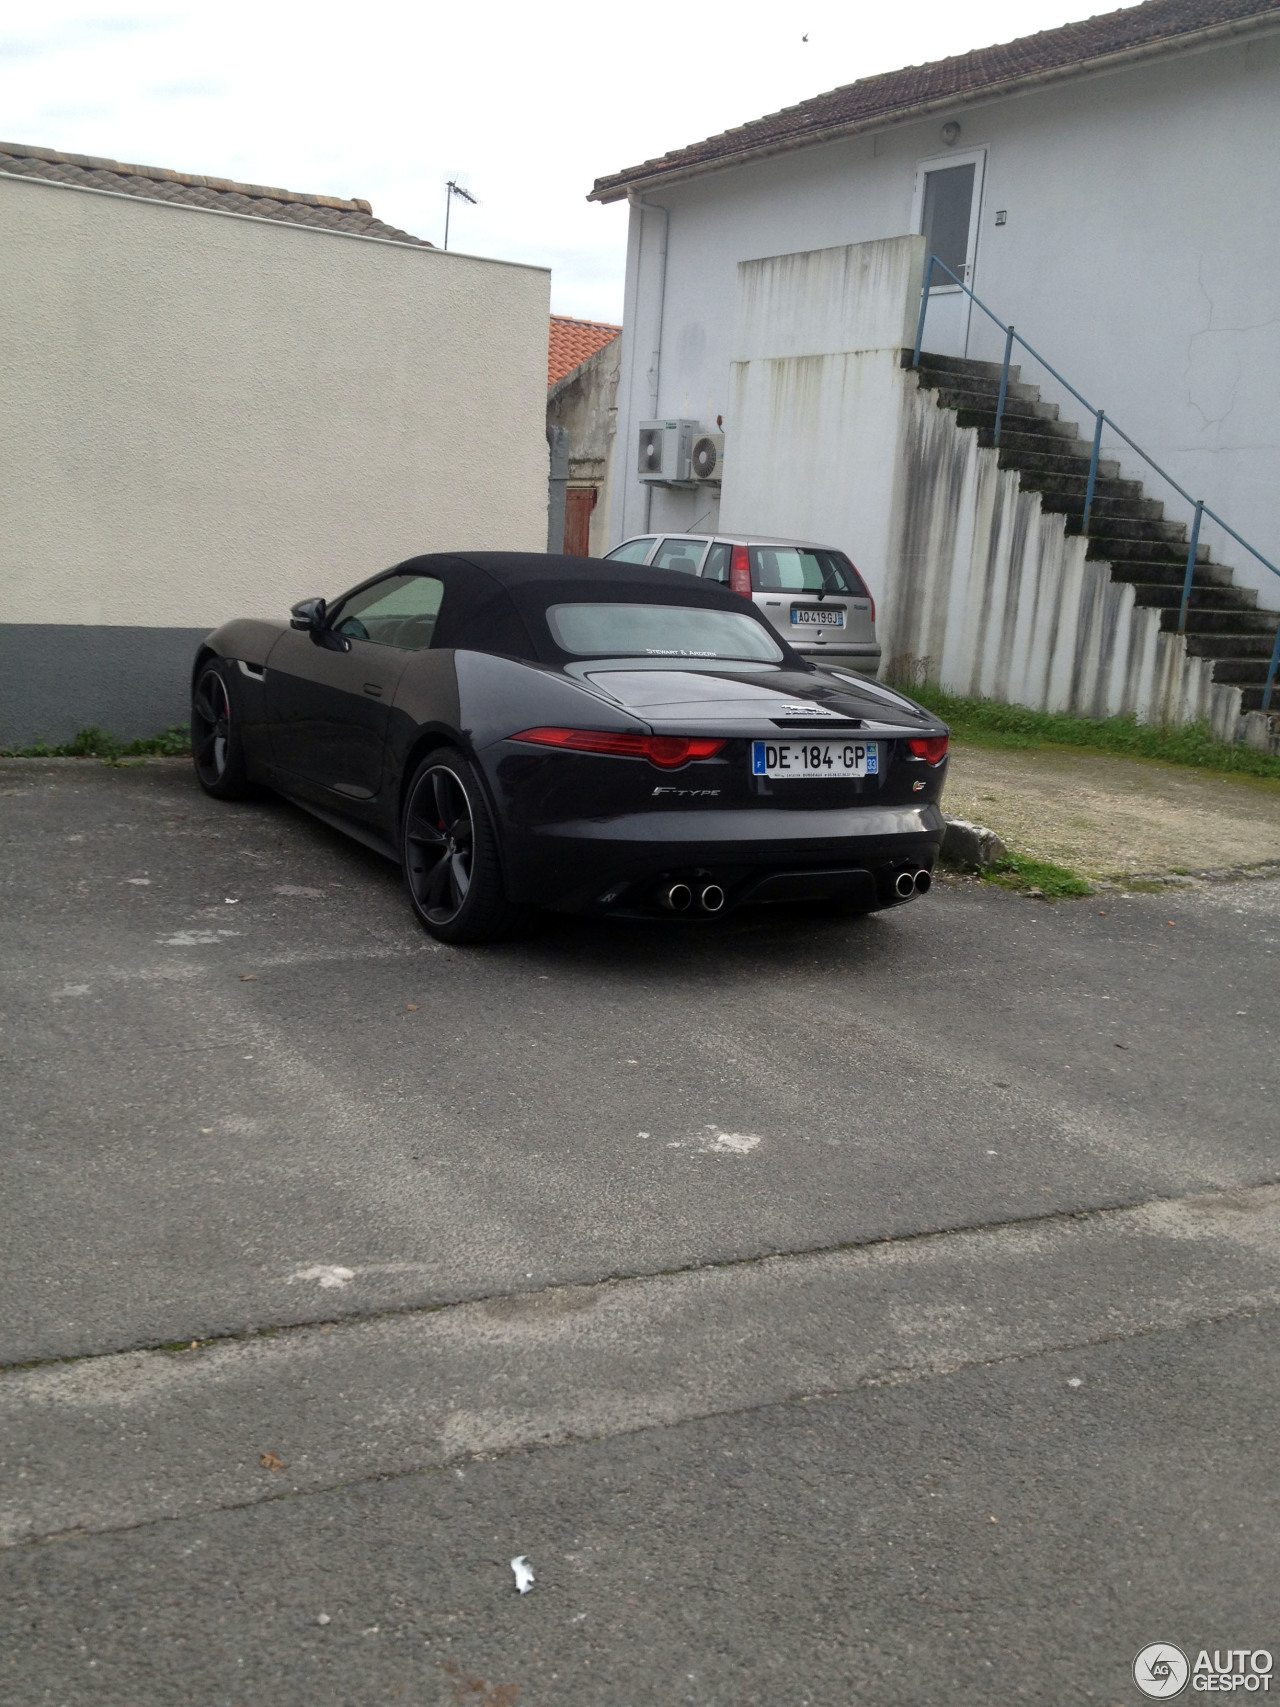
443 180 477 250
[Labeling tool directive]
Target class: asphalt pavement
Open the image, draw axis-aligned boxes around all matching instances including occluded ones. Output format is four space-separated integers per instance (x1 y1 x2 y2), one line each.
1 756 1276 1705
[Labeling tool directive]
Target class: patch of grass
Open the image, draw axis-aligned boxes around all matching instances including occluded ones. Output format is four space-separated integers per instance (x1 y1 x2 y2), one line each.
984 850 1093 900
899 684 1280 782
0 724 191 759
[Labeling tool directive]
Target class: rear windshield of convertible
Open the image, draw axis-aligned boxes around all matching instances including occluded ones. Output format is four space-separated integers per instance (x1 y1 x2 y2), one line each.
546 603 783 662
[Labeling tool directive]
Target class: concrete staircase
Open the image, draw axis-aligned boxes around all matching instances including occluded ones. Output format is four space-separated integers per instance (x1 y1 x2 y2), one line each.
910 352 1280 719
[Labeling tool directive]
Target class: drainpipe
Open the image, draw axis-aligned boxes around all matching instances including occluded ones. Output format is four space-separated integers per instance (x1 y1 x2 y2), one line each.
627 188 669 533
546 425 569 554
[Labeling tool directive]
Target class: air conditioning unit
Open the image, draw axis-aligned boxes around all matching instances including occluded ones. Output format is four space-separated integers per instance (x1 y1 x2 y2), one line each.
638 419 696 484
690 432 724 483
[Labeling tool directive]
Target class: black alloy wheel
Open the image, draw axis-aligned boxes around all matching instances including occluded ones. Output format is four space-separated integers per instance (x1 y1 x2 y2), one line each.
401 752 526 943
191 660 249 799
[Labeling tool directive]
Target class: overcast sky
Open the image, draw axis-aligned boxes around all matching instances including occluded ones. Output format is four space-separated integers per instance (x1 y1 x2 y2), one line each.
2 0 1140 322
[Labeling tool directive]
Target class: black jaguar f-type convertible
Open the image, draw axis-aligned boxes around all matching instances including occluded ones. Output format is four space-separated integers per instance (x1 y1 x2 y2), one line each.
191 552 949 942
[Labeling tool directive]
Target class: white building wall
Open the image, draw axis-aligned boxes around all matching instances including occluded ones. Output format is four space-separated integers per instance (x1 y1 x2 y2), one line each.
609 25 1280 614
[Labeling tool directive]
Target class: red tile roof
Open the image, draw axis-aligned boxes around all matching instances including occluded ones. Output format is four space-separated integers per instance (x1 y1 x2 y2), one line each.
0 141 433 244
549 315 622 387
590 0 1280 201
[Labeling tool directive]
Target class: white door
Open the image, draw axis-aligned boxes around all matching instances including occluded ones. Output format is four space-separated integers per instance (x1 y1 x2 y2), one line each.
911 149 986 357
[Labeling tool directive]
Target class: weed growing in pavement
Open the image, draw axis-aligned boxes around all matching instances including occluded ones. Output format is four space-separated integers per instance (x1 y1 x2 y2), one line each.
0 724 191 759
984 850 1093 900
898 685 1280 783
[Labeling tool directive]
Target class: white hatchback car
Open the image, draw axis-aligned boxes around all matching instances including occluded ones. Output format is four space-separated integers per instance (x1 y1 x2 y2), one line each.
603 532 881 675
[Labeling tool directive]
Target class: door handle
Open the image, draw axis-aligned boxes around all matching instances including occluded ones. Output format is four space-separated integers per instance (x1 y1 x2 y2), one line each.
363 683 383 698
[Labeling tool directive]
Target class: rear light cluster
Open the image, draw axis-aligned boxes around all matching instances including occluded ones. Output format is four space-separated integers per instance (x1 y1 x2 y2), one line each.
729 544 752 598
906 736 949 764
512 728 726 769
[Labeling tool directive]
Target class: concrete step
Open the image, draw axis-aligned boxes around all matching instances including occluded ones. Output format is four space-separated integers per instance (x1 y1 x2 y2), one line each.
1183 633 1279 660
1212 657 1280 686
1130 583 1261 611
939 389 1064 424
982 423 1090 452
916 366 1042 406
904 349 1013 382
1112 561 1237 592
996 448 1123 480
1018 469 1148 503
1239 685 1280 712
1162 607 1278 635
1041 490 1165 523
1077 515 1192 544
1090 537 1212 567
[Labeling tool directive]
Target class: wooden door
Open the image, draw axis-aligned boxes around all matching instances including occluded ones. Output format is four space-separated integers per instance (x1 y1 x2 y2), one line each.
564 486 598 556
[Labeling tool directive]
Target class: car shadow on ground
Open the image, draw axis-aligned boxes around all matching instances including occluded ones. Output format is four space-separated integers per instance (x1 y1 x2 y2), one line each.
260 788 912 981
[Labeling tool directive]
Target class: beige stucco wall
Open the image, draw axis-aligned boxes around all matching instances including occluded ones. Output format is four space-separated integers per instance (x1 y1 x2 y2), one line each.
0 173 550 628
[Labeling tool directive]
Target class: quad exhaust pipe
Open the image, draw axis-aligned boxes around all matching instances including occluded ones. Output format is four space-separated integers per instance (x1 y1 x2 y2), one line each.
698 883 725 914
894 868 933 900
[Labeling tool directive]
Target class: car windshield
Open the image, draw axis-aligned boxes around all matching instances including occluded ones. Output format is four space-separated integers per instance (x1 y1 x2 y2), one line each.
546 602 783 662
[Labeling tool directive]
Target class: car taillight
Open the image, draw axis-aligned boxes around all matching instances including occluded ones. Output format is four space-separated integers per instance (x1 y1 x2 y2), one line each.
511 728 726 769
729 544 752 598
906 736 949 764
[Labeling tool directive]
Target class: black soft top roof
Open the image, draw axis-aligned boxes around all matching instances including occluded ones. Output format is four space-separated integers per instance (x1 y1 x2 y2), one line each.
364 551 799 664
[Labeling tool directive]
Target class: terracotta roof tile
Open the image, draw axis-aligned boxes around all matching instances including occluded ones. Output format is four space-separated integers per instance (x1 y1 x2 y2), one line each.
591 0 1280 200
0 141 433 245
548 315 621 387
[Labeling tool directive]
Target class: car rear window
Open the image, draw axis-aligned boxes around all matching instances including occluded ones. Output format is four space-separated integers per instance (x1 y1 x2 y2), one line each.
546 603 783 662
750 547 867 596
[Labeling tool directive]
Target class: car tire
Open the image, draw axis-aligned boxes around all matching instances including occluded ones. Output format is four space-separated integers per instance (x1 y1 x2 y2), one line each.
401 750 528 944
191 658 252 800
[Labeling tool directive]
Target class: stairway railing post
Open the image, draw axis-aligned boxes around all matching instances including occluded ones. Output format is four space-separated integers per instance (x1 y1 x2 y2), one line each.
911 257 935 368
994 324 1014 448
1178 500 1205 635
1262 624 1280 713
1081 410 1104 535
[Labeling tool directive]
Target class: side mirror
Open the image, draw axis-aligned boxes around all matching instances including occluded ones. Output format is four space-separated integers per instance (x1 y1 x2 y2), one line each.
290 597 326 632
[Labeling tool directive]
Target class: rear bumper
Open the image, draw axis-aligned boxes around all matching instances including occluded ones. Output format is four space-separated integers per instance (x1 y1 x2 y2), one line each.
499 801 945 916
791 642 881 675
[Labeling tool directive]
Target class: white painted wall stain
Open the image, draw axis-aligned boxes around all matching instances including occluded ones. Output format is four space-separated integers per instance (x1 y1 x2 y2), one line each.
715 235 1243 737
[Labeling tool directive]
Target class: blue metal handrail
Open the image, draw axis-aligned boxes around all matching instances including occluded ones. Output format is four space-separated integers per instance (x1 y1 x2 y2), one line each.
912 256 1280 713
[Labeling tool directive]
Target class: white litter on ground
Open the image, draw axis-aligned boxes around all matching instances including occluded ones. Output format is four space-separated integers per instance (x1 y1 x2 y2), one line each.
708 1132 761 1154
667 1126 765 1155
511 1556 535 1595
159 929 241 946
289 1265 355 1289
